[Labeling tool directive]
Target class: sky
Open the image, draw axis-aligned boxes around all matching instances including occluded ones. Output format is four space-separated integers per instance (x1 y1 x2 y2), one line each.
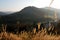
0 0 60 12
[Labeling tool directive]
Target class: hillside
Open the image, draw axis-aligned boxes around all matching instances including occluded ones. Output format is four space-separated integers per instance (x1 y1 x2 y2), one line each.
0 12 7 16
1 6 60 24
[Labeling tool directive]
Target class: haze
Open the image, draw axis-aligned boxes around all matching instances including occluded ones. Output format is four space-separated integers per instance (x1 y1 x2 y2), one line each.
0 0 60 12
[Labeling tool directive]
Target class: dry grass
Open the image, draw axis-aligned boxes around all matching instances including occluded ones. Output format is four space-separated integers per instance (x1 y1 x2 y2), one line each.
0 29 60 40
1 24 60 40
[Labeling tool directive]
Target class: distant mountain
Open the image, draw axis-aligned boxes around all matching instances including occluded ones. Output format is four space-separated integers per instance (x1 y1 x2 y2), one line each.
0 12 7 16
1 6 60 24
0 11 13 16
0 6 60 23
4 11 14 14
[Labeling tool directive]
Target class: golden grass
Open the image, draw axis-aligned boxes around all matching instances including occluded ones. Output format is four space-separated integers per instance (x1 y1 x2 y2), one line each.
0 29 60 40
0 23 60 40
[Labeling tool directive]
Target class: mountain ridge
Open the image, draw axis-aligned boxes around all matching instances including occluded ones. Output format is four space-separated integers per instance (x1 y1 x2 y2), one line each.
0 6 60 24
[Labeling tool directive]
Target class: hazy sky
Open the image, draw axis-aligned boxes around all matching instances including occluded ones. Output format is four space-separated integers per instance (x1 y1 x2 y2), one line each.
0 0 60 12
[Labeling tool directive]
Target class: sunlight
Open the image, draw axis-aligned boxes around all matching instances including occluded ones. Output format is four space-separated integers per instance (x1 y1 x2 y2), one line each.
32 0 60 9
30 0 51 8
51 0 60 9
0 0 60 11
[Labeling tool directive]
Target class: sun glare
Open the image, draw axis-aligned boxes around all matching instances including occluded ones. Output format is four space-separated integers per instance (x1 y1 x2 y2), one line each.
32 0 60 9
0 0 60 11
51 0 60 9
